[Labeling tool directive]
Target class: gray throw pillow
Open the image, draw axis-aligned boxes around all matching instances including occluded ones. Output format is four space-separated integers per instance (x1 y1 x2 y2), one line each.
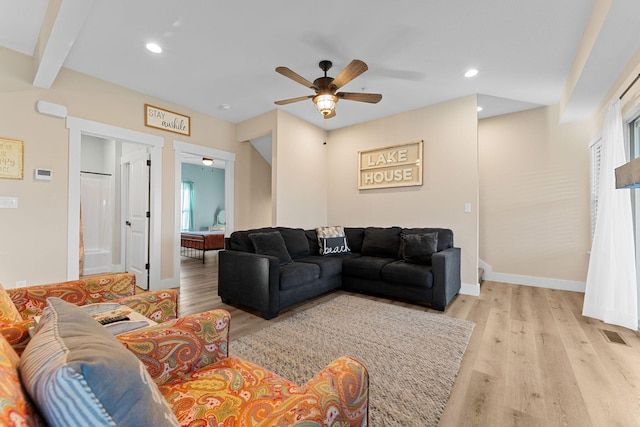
361 227 402 258
248 231 293 265
20 298 179 427
400 232 438 265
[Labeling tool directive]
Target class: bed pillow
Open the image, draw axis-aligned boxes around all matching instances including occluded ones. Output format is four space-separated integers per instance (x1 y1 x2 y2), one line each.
316 226 351 256
400 232 438 265
248 231 293 265
20 298 179 427
0 282 22 323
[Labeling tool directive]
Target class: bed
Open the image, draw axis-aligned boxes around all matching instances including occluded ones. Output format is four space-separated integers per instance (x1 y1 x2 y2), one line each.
180 231 225 263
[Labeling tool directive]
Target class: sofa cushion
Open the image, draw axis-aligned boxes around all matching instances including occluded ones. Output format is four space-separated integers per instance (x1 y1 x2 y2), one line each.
279 262 320 290
344 227 365 253
305 229 320 255
278 227 310 259
0 334 43 426
0 283 21 323
400 232 438 265
20 298 179 427
361 227 402 258
382 261 434 288
228 227 280 252
228 230 255 252
297 256 343 278
249 231 293 265
342 256 396 281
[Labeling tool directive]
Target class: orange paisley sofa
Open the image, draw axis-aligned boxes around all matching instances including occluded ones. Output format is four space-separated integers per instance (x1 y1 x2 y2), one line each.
0 273 178 355
0 298 369 426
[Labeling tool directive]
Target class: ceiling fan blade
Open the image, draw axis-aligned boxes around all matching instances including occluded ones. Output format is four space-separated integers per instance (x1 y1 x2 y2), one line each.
275 66 317 89
331 60 368 89
274 95 314 105
337 92 382 103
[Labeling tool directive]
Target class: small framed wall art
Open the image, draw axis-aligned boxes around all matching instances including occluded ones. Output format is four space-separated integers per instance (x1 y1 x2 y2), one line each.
144 104 191 136
0 137 24 180
358 140 423 190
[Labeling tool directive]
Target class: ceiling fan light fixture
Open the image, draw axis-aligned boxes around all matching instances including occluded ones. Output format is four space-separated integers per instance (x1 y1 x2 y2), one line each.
145 42 162 54
202 157 214 166
314 93 338 116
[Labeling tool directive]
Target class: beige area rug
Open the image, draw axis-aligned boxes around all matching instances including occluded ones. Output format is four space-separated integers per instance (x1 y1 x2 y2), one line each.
231 295 475 426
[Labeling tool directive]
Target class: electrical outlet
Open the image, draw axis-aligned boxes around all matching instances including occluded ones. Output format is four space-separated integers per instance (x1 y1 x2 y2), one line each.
0 197 18 209
15 280 27 288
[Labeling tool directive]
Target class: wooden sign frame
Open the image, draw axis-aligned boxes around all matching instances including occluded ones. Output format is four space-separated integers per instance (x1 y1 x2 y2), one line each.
358 140 423 190
144 104 191 136
0 137 24 180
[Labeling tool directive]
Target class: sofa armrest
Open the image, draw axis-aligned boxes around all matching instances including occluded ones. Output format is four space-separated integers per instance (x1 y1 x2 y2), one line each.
8 273 135 320
262 356 369 426
117 309 230 385
218 250 281 319
0 318 35 356
431 247 461 311
117 289 178 322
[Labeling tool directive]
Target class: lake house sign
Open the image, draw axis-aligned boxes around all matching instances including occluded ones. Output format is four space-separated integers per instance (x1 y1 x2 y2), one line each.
358 140 423 190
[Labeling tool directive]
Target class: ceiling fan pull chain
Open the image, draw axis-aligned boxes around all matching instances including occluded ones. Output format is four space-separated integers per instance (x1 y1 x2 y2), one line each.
323 117 327 145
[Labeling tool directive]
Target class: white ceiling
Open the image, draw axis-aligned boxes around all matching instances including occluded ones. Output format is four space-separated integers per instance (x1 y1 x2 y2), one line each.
1 0 640 130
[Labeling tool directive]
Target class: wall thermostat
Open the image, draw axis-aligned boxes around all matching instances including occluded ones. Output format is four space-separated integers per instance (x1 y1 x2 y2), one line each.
34 168 53 181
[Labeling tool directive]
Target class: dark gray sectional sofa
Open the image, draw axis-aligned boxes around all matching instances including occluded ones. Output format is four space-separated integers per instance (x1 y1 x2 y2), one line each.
218 226 461 319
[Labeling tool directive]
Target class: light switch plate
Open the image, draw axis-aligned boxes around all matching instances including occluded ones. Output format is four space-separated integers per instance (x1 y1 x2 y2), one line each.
0 197 18 208
464 203 472 213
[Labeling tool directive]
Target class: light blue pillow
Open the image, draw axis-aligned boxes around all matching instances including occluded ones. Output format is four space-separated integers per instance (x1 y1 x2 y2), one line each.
20 297 179 427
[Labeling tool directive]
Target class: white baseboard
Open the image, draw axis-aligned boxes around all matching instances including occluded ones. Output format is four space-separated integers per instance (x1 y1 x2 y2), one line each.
479 259 585 292
483 270 585 292
157 276 180 290
460 282 480 296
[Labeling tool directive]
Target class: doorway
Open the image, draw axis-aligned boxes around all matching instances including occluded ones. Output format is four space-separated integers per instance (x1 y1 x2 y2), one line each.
67 117 165 289
172 140 236 279
121 148 151 289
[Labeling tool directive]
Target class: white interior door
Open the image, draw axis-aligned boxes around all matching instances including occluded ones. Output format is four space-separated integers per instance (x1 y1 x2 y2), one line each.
123 149 150 289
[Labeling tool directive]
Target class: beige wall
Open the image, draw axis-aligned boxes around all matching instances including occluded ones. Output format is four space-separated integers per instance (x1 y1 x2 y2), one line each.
0 46 253 288
478 105 597 285
274 110 327 228
236 109 328 229
326 96 480 290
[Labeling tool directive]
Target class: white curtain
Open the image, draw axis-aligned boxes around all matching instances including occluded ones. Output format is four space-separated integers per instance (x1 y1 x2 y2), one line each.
583 100 638 330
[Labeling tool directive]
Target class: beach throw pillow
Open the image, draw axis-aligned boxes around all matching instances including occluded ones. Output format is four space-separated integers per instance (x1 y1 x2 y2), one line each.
20 298 179 427
316 226 350 256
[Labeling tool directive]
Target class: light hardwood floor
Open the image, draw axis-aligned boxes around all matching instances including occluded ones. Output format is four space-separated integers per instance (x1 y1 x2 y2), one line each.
179 251 640 426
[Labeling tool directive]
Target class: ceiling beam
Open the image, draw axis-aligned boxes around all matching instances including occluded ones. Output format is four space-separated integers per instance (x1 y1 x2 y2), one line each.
32 0 97 88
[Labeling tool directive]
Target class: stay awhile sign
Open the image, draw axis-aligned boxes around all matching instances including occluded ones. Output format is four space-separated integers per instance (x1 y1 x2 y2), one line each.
358 140 423 190
144 104 191 136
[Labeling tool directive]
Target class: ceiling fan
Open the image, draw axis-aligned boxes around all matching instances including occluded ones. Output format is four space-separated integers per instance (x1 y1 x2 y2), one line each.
274 59 382 118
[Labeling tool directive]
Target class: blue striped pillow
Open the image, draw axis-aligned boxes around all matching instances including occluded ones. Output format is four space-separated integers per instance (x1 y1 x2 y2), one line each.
20 298 179 427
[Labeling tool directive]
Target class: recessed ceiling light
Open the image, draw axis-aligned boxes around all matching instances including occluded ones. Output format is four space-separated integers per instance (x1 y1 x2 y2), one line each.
477 106 483 112
218 104 232 111
464 68 479 78
146 42 162 53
